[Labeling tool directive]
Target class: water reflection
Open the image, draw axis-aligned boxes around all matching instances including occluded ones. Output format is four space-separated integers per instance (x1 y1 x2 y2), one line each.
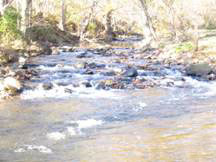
76 112 216 161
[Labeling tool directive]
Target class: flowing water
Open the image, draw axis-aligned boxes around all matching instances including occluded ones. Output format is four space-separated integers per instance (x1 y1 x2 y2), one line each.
1 41 216 161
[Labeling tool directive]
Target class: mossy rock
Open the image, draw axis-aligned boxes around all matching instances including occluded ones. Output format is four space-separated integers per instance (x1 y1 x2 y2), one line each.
0 48 18 64
186 63 212 76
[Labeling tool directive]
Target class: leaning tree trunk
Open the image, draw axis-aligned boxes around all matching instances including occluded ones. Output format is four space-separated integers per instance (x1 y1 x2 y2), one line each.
16 0 32 35
139 0 157 44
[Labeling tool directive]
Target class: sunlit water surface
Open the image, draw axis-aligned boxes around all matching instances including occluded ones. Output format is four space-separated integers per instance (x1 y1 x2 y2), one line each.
1 43 216 161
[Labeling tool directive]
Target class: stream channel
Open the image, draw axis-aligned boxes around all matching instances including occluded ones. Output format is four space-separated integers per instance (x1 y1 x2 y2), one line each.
1 39 216 161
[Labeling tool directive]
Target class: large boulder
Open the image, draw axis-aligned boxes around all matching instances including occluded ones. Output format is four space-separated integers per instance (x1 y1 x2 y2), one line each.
3 77 22 96
186 63 212 77
3 77 22 90
0 48 18 64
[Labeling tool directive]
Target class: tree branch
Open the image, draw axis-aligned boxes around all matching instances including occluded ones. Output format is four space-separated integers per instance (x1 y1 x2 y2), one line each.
0 0 15 15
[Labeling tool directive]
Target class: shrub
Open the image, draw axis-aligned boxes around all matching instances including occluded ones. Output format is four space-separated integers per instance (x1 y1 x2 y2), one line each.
0 7 21 43
175 42 194 53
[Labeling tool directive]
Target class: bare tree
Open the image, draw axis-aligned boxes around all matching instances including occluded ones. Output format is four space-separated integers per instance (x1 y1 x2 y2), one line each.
79 1 98 41
162 0 177 40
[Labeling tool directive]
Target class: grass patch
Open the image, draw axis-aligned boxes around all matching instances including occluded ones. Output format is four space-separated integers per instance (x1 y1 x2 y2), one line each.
175 42 194 53
0 7 22 44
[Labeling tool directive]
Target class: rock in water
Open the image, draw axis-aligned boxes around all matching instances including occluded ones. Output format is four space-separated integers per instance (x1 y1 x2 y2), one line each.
123 68 138 77
18 56 27 68
42 83 53 90
51 47 60 55
3 77 22 90
3 77 22 96
186 63 212 76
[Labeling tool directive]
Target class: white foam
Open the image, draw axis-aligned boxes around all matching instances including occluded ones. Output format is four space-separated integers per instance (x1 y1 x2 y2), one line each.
67 127 76 136
70 119 103 129
174 80 184 87
21 83 122 100
15 145 52 154
21 86 70 99
160 78 174 86
132 102 147 112
138 102 147 108
14 148 26 153
181 77 216 97
73 88 122 99
47 132 66 141
37 65 75 72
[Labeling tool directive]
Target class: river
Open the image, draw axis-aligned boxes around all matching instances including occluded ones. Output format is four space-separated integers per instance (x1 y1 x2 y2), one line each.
1 40 216 161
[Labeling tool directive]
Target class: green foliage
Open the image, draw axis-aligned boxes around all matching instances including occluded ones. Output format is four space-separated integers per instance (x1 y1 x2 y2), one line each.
0 7 21 42
175 42 194 53
86 19 105 37
87 21 98 35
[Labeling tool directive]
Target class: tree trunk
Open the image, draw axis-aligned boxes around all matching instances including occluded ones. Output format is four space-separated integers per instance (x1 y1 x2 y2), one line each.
105 10 113 42
139 0 157 44
0 0 4 15
193 24 199 51
16 0 32 35
59 0 66 31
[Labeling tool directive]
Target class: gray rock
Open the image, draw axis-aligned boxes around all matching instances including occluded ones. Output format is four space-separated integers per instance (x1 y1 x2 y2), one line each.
186 63 212 76
64 88 73 93
95 82 106 90
100 71 116 76
51 47 60 55
87 63 106 69
80 81 92 88
74 62 87 69
42 82 53 90
123 68 138 77
82 69 94 75
76 52 87 58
